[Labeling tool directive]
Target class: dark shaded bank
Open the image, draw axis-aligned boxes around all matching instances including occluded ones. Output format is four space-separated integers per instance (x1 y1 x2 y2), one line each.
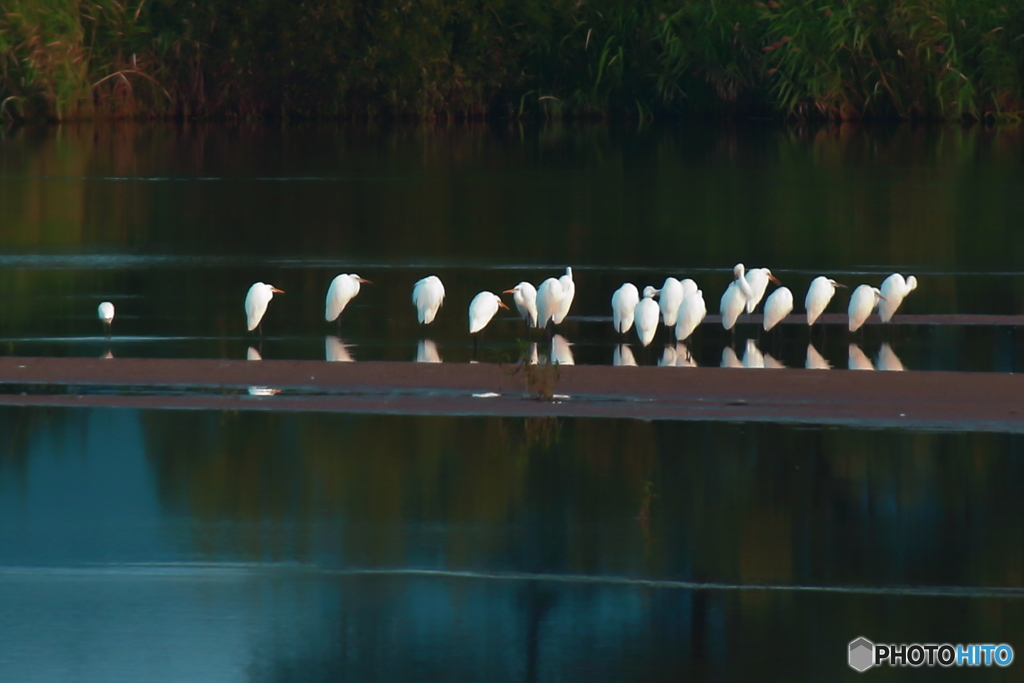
1 356 1023 432
2 0 1024 122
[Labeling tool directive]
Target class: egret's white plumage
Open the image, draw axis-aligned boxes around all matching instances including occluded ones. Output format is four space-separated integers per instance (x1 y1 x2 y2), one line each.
245 282 285 332
680 278 698 301
806 343 831 370
876 342 905 371
552 267 575 325
848 285 884 332
742 339 764 368
468 291 509 334
721 264 757 330
614 344 637 366
848 343 874 370
878 274 918 322
416 339 442 363
412 275 445 325
325 274 371 322
762 286 794 331
674 289 707 342
611 283 640 334
325 336 355 362
503 282 538 328
98 301 114 324
536 278 565 329
805 277 844 326
551 334 574 365
659 277 684 327
634 286 661 347
743 268 780 313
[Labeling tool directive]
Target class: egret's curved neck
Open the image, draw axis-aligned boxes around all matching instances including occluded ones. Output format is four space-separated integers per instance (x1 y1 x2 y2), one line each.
736 268 755 299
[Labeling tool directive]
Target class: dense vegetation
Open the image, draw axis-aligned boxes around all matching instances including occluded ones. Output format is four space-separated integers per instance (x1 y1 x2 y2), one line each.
2 0 1024 121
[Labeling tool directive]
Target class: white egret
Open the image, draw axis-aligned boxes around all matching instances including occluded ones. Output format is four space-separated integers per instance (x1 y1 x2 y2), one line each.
325 336 355 362
762 286 793 332
848 343 874 370
659 277 684 327
848 285 885 332
551 334 574 365
469 291 509 334
721 346 742 368
743 268 781 313
325 274 371 324
503 282 538 328
611 283 640 334
742 339 764 368
416 339 442 363
536 278 565 329
634 286 661 347
98 301 114 338
675 289 707 342
680 278 698 300
245 282 285 333
412 275 445 325
552 267 575 324
805 343 831 370
878 274 918 322
805 277 846 326
876 342 905 371
720 264 757 330
614 344 637 366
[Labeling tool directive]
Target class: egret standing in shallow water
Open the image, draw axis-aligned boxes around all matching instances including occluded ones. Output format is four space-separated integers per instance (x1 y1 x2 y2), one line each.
848 285 885 332
97 301 114 338
412 275 445 325
805 277 846 326
743 268 781 313
469 291 509 334
720 264 756 331
659 277 684 328
503 282 538 328
634 286 661 347
536 278 565 330
611 283 640 334
674 289 707 342
325 274 371 326
552 267 575 325
245 282 284 334
762 286 793 332
878 274 918 322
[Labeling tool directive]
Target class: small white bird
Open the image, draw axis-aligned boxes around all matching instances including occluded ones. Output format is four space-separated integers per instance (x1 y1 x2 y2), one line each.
325 336 355 362
876 342 905 371
412 275 446 325
98 301 114 337
536 278 565 329
416 339 442 363
743 268 781 313
551 334 574 365
469 291 509 334
611 283 640 334
805 277 846 326
552 267 575 325
721 264 757 330
742 339 764 368
245 282 285 333
614 344 637 366
762 286 794 332
659 277 684 327
848 285 885 332
878 274 918 322
848 343 875 370
675 289 707 342
634 286 661 347
325 274 371 323
503 282 538 328
805 343 831 370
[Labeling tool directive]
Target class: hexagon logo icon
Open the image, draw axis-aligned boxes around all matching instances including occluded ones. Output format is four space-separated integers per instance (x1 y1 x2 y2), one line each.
849 637 875 672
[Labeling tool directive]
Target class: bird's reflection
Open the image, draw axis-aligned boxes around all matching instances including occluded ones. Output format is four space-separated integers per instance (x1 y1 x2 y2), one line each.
551 335 574 365
247 346 262 361
876 342 905 371
614 344 637 366
675 342 698 367
658 345 677 366
764 353 785 369
247 386 281 396
806 343 830 370
101 348 114 360
416 339 442 363
742 339 764 368
721 346 742 368
527 342 540 365
325 336 355 362
848 343 874 370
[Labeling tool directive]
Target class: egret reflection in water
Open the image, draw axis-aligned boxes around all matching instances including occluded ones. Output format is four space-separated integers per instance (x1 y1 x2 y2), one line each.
614 344 637 366
416 339 442 363
877 342 905 371
551 335 574 366
722 346 742 368
764 353 785 369
675 343 697 367
247 347 262 361
806 343 831 370
742 339 764 368
325 336 355 362
849 344 874 370
659 345 677 366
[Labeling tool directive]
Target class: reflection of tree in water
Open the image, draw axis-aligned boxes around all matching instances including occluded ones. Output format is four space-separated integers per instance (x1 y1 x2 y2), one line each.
0 406 88 485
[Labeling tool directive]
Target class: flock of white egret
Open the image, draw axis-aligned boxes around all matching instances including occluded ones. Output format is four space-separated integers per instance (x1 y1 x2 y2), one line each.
93 264 918 356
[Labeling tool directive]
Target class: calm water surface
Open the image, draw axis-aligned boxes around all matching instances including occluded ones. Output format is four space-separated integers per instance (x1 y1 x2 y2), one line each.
1 123 1023 370
0 407 1022 681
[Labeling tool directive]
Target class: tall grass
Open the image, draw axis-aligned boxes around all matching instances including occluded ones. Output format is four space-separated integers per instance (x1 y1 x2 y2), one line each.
1 0 1023 121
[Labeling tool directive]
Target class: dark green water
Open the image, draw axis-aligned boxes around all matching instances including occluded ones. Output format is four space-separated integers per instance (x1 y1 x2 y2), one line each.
1 123 1023 370
0 407 1022 682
